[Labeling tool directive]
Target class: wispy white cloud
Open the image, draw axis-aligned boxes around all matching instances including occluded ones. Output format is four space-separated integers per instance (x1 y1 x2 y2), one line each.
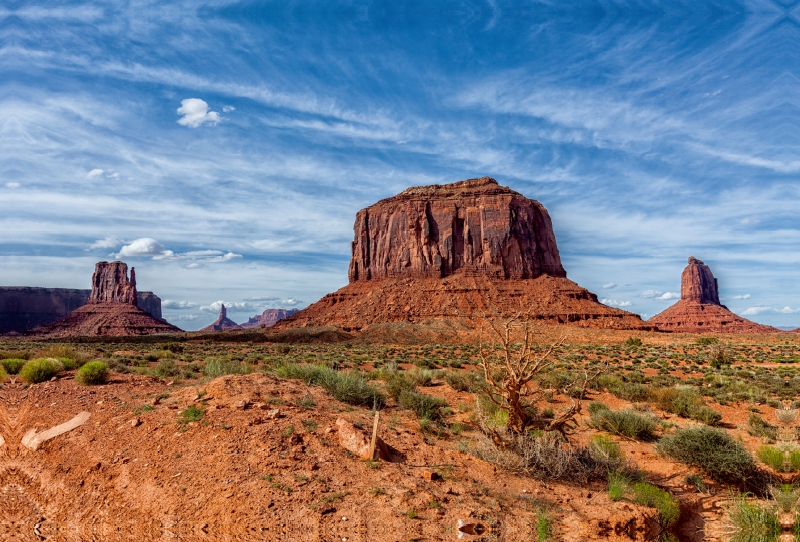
740 306 800 316
113 238 241 264
602 283 617 289
657 292 680 300
731 294 751 300
87 168 104 178
176 98 220 128
4 182 20 188
88 235 120 250
601 298 632 307
162 299 198 310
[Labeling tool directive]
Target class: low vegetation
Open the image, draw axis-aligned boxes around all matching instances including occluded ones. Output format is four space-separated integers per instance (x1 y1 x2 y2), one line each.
19 358 62 384
75 361 109 385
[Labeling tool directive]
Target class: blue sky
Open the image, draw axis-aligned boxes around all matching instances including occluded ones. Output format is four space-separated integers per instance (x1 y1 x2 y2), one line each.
1 0 799 330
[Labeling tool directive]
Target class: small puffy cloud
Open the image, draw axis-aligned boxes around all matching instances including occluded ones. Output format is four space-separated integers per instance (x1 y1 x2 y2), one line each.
741 306 800 316
732 294 751 300
601 298 632 307
657 292 679 300
177 98 220 128
87 168 104 178
222 105 235 113
183 262 207 269
116 238 171 258
162 300 198 310
602 283 617 289
5 182 21 188
641 290 661 298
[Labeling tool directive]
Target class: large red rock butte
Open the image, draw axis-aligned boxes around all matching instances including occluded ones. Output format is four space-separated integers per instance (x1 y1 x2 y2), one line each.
32 262 181 337
279 177 652 331
199 304 243 332
648 257 779 333
240 308 299 329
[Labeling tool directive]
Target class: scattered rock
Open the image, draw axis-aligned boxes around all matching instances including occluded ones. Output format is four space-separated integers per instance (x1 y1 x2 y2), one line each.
422 470 441 481
265 408 281 419
233 399 250 410
335 418 391 461
130 418 141 428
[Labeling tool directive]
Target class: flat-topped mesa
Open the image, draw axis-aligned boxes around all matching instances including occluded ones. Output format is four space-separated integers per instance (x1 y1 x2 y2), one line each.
348 177 566 283
88 262 138 305
681 257 720 305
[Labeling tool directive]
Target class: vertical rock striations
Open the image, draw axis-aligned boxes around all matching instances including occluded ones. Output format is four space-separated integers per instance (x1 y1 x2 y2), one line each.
88 262 138 305
681 257 720 305
280 177 651 331
649 257 778 333
348 177 566 282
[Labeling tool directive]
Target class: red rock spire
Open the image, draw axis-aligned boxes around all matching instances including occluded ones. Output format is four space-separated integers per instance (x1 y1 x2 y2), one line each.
680 257 720 305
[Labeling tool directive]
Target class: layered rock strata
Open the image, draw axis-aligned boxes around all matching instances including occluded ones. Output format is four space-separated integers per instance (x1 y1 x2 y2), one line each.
0 287 163 334
280 177 652 331
348 177 566 282
31 262 181 337
199 304 243 332
240 308 299 329
649 257 779 333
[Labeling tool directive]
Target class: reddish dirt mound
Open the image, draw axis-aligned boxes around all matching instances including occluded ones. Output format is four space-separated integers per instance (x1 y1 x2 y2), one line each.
279 275 654 331
0 372 657 541
649 257 778 333
31 303 182 337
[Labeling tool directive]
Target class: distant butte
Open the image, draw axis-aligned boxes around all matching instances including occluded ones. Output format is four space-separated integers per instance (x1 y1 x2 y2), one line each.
240 308 299 329
32 262 181 337
199 304 243 332
279 177 652 331
648 257 779 333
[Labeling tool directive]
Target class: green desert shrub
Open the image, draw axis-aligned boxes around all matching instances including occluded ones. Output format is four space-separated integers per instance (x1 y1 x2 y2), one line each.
589 435 624 464
0 350 32 360
275 363 385 407
154 359 180 378
399 390 448 420
657 426 765 490
632 483 680 528
385 373 415 400
0 365 6 382
19 358 63 384
725 495 781 542
37 345 91 367
590 407 658 441
445 371 481 392
650 387 722 426
75 361 109 385
597 375 649 402
756 446 786 472
1 358 26 374
746 414 777 440
607 471 629 501
203 358 252 378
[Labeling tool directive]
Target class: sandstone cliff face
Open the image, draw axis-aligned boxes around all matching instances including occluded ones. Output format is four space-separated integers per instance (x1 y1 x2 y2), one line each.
89 262 138 305
0 287 163 334
241 308 299 329
199 304 243 332
681 257 720 305
649 257 778 334
348 177 566 283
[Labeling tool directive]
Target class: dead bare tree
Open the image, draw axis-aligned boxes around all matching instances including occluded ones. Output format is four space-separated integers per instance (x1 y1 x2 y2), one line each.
477 313 604 441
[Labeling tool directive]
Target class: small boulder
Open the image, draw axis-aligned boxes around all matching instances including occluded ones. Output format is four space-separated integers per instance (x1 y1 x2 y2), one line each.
335 418 390 461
